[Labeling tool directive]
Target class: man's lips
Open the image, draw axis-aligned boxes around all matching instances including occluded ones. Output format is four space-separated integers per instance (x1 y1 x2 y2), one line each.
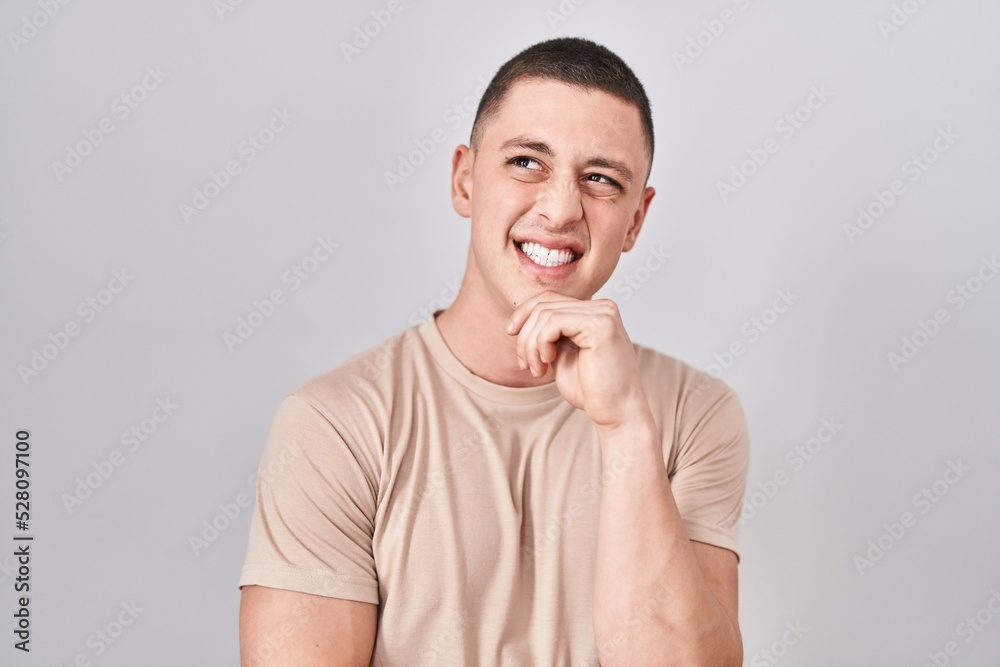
512 235 584 257
514 239 582 272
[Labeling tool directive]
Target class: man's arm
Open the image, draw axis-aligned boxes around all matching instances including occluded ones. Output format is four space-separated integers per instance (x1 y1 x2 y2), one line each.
237 393 383 665
239 585 377 667
592 417 742 667
505 294 746 666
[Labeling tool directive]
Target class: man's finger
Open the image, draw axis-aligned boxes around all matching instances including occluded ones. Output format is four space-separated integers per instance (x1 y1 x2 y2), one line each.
506 291 579 335
520 308 605 374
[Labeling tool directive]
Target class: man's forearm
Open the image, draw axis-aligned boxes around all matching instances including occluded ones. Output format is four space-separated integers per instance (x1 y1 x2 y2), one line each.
591 408 741 667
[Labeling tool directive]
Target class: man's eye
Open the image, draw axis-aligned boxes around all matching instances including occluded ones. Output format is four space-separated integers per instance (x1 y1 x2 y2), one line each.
511 156 542 170
585 173 621 189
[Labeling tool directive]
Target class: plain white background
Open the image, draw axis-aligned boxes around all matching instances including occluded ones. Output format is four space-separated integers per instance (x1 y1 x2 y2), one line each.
1 1 998 665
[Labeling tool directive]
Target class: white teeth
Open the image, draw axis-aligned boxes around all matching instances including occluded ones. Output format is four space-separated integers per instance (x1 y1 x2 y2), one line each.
518 242 577 267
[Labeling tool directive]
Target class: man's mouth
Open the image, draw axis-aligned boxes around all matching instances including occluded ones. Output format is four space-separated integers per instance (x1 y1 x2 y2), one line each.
516 241 581 268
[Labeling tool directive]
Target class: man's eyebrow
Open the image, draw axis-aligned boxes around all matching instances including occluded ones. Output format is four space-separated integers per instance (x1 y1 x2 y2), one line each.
498 135 634 186
498 136 554 157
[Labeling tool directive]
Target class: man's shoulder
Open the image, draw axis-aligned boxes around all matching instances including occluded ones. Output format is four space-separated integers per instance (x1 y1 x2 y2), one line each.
633 341 749 470
289 320 430 414
632 341 740 407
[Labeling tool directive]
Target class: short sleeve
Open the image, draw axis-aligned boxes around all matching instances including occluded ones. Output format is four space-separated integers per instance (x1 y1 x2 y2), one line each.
669 382 750 560
237 393 380 604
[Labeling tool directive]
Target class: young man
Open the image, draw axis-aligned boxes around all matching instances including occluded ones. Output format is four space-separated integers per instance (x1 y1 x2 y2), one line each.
238 38 749 666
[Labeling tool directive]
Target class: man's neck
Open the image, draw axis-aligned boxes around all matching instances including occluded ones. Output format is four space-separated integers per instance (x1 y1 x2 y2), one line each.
433 290 555 389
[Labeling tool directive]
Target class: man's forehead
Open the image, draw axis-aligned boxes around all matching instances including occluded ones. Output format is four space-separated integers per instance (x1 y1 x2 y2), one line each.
492 77 636 122
479 78 649 176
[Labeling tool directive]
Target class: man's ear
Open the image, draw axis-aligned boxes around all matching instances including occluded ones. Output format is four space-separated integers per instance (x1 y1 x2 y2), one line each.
621 185 656 253
451 145 473 218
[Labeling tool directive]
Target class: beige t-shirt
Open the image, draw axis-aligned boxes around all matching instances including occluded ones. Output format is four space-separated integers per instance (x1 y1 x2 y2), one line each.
238 313 749 665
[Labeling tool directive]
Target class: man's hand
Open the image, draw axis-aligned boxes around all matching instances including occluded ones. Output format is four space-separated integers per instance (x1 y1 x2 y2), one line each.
506 291 651 431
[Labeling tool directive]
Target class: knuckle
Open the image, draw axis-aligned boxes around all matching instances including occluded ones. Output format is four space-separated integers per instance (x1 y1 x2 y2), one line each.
598 298 619 313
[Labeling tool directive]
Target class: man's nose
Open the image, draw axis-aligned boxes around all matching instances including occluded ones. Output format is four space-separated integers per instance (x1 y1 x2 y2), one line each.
535 178 583 228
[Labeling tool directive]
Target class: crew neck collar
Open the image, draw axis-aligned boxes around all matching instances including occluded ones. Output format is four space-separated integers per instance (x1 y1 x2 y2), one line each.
416 310 564 406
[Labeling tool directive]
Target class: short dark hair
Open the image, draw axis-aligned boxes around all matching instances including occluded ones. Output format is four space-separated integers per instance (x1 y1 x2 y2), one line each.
470 37 654 168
